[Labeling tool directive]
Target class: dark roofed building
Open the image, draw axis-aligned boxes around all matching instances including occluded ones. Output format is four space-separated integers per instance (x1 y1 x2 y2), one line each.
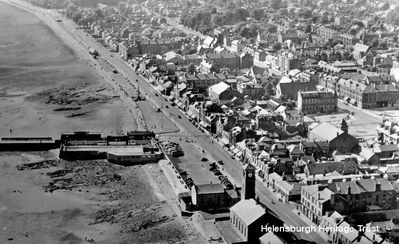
304 161 358 177
276 81 317 100
191 183 240 210
328 178 397 214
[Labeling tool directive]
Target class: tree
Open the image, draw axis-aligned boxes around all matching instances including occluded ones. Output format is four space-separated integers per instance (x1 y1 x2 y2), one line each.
349 29 357 36
65 4 78 18
379 39 388 49
298 9 312 18
188 64 196 74
251 9 265 21
269 0 281 10
239 26 258 39
222 11 235 24
234 8 250 21
240 27 250 38
272 42 282 51
72 12 83 23
380 2 390 11
352 21 364 28
160 17 167 24
210 7 217 14
321 15 329 24
211 14 224 26
94 8 104 19
266 24 277 33
370 38 379 48
264 82 274 98
305 24 312 33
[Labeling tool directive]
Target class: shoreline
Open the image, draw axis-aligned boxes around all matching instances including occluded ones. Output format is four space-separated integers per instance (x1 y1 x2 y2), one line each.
0 2 206 243
0 0 139 138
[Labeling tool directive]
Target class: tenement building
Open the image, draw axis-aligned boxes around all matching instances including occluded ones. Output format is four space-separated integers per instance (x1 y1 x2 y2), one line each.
301 178 397 224
320 76 399 109
297 91 337 114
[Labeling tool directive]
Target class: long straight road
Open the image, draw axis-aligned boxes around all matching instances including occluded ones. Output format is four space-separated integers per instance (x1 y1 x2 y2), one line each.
63 23 328 242
9 1 328 243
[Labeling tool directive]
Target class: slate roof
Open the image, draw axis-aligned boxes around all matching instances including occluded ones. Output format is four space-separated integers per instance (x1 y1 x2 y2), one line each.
330 178 394 195
306 161 357 175
209 82 230 95
310 122 343 142
230 199 265 226
278 81 317 100
196 184 225 195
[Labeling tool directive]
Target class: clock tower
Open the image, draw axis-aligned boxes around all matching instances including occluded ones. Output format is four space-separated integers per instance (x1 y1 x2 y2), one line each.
242 163 256 200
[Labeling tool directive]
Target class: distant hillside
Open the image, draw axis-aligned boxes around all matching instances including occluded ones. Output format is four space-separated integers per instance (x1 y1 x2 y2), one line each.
65 0 120 7
27 0 120 8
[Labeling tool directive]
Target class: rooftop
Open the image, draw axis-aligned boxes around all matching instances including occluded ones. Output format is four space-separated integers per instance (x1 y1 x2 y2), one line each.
230 199 265 226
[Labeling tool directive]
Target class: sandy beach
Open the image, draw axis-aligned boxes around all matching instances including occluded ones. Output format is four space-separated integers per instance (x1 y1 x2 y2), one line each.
0 2 205 244
0 2 133 138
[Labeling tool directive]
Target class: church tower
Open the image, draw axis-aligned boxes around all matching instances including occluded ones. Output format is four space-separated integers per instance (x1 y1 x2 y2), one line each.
341 119 348 134
242 164 256 200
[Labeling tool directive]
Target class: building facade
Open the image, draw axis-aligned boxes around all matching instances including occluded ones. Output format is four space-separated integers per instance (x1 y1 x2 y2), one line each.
297 91 337 114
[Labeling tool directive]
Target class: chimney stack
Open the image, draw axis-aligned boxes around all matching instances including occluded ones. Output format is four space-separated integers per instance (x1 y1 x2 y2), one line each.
376 182 381 191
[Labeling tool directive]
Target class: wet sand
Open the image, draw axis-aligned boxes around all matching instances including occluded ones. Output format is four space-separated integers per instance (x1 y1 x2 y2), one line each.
0 2 133 138
0 2 206 244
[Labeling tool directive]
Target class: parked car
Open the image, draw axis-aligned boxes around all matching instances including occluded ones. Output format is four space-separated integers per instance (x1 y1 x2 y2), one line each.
225 183 233 189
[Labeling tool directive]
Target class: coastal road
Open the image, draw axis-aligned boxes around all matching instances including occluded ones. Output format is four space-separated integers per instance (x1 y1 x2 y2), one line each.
63 22 328 242
9 1 328 243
